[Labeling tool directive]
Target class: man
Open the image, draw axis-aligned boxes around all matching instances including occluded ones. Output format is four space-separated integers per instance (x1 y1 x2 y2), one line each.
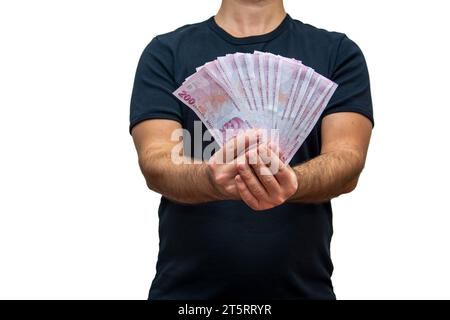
130 0 373 300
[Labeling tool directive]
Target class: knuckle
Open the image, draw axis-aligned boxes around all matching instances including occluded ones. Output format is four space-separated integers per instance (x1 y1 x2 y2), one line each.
291 186 298 195
240 169 251 178
253 188 265 198
289 181 299 195
224 185 235 193
256 204 268 211
248 199 261 210
285 187 295 196
261 203 274 211
262 176 273 185
247 201 259 210
271 196 285 206
215 174 227 185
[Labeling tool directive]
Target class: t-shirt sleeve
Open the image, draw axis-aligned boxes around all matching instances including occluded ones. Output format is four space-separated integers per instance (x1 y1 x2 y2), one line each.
323 35 374 126
129 37 183 133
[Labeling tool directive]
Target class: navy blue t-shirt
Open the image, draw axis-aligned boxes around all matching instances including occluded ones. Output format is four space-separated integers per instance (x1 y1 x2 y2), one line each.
130 14 373 300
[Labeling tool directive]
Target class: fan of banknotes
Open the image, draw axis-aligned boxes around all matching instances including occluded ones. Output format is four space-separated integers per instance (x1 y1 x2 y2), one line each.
173 51 338 163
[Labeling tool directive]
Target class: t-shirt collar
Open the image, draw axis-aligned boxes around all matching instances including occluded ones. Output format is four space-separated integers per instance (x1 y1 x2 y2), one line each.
207 14 291 45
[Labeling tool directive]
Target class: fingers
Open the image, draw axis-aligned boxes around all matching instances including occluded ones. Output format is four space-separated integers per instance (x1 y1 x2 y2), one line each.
213 129 261 164
246 147 281 195
237 161 269 200
235 175 259 209
235 129 260 162
235 143 298 210
258 144 292 185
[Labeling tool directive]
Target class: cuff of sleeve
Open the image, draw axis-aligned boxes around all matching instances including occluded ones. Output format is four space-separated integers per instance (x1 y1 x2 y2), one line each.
322 105 374 128
129 112 183 134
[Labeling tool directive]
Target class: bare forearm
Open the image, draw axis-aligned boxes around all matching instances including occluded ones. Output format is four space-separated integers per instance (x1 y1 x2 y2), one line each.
132 119 234 204
139 148 220 204
290 148 365 203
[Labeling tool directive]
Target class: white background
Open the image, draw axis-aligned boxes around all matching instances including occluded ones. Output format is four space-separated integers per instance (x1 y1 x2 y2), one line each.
0 0 449 300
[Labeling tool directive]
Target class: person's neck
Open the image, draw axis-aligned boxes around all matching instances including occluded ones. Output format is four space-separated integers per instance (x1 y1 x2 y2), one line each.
214 0 286 38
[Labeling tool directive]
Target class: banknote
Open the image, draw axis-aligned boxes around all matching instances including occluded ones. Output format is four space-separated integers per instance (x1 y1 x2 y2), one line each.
174 52 338 163
174 68 250 145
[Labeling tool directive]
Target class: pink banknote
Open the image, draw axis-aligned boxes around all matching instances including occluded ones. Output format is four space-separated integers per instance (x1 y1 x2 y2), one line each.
174 52 338 163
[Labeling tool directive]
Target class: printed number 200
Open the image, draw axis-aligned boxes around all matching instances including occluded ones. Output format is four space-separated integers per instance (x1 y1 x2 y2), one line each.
178 90 195 105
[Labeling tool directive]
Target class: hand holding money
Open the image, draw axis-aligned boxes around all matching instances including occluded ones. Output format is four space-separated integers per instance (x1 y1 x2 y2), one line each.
235 143 298 211
174 52 337 208
207 129 261 200
207 130 297 209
